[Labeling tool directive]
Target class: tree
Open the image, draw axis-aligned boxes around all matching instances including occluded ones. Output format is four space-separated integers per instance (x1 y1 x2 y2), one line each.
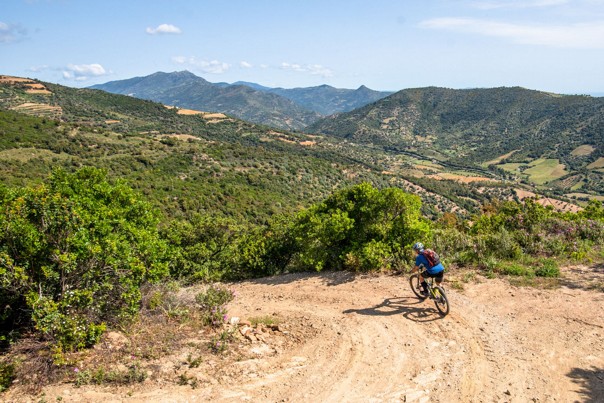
289 183 431 272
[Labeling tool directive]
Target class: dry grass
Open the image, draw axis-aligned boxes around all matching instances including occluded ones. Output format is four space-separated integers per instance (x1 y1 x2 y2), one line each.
514 188 582 212
428 172 494 183
483 149 519 166
571 144 595 156
10 102 62 118
587 157 604 169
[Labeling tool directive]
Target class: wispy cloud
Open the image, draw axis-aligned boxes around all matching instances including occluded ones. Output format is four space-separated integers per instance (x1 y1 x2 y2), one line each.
0 21 27 43
471 0 570 10
172 56 230 74
420 17 604 49
280 62 333 77
28 65 49 73
240 61 253 68
146 24 182 35
62 63 108 81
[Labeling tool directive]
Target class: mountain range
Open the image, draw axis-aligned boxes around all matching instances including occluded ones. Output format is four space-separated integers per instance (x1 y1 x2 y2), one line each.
2 74 602 219
89 71 393 131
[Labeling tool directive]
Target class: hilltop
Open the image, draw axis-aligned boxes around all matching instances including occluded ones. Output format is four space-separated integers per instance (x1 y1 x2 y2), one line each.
89 71 392 131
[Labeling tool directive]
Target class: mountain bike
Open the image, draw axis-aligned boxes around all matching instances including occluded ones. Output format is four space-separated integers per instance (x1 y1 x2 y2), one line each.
409 271 450 316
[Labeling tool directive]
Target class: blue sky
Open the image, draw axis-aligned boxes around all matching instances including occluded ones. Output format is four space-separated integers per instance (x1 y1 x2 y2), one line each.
2 0 604 94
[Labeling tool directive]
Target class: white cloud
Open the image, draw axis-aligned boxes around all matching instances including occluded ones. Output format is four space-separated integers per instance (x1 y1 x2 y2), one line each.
172 56 230 74
62 63 108 81
280 62 333 77
240 61 253 68
146 24 182 35
420 17 604 49
471 0 569 9
0 21 27 43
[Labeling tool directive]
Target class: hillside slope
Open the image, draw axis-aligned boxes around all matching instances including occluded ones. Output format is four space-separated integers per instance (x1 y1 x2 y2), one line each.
0 75 392 221
307 87 604 195
1 76 587 217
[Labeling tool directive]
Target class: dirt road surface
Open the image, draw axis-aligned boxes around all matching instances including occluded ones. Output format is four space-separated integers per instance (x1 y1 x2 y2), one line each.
6 267 604 402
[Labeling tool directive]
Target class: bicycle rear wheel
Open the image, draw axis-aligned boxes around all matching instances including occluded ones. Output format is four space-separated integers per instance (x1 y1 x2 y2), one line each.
432 286 449 316
409 273 426 299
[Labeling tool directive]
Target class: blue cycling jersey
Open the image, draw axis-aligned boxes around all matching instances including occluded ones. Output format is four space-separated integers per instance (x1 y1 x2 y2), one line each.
415 253 445 275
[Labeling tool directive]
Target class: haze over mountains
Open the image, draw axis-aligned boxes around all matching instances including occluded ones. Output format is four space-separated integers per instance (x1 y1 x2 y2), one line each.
89 71 393 131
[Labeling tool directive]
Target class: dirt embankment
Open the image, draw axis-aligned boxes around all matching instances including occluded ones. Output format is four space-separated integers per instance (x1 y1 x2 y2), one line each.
5 267 604 402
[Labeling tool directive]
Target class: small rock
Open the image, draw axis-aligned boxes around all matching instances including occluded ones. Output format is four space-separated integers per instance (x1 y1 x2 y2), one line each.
240 325 252 336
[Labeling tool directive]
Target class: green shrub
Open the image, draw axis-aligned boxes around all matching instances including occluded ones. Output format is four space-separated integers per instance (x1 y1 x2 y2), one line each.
289 183 430 272
496 262 533 277
208 329 234 354
195 284 235 327
74 362 147 387
0 361 15 392
535 259 560 278
0 167 168 355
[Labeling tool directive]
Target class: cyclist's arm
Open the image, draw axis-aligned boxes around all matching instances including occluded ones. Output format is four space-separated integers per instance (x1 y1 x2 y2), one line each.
413 263 425 273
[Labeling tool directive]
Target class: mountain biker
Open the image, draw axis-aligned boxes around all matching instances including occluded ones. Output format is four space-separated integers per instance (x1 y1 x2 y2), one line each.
412 242 445 297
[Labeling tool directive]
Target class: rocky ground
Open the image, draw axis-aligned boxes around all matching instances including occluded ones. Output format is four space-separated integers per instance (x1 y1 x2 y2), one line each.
4 265 604 402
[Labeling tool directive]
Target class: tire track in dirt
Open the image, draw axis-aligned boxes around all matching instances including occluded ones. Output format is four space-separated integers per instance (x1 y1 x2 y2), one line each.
12 270 603 402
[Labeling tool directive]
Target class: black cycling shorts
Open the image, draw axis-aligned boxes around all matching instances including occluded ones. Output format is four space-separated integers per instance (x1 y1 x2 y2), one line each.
421 270 444 282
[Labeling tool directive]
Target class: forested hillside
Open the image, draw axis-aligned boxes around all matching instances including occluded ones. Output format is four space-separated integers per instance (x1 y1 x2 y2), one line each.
2 75 531 219
0 79 389 222
308 86 604 196
90 71 393 130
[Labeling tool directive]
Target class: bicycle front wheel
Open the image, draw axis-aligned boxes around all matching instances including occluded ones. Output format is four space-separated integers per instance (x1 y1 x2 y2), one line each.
432 286 450 316
409 273 426 299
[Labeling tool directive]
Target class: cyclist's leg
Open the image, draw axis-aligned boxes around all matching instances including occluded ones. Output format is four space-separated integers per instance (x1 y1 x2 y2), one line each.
420 270 429 293
434 271 444 286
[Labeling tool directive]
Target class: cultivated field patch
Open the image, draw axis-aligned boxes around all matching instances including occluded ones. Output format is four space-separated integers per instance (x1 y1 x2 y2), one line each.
587 157 604 169
0 148 67 162
428 172 494 183
9 102 62 118
571 144 595 156
483 149 519 166
523 158 567 184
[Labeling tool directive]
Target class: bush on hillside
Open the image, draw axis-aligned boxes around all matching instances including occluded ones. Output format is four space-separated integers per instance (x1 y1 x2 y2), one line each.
287 182 431 272
0 167 168 356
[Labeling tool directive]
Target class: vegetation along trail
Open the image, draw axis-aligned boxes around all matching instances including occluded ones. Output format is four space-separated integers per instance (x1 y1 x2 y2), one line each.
17 267 603 402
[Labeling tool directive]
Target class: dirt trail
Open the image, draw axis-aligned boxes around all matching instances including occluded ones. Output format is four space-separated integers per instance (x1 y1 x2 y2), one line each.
6 268 604 402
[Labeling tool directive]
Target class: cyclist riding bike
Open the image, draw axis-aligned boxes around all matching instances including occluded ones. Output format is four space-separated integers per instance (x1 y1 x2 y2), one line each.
412 242 445 297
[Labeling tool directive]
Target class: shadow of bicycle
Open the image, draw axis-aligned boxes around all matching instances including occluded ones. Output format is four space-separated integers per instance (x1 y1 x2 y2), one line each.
342 296 446 323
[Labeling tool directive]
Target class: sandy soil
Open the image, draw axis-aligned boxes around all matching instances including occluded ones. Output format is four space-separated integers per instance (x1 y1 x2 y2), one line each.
5 267 604 403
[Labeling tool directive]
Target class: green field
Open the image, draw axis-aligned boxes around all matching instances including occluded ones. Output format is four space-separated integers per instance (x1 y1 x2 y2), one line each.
524 159 567 184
